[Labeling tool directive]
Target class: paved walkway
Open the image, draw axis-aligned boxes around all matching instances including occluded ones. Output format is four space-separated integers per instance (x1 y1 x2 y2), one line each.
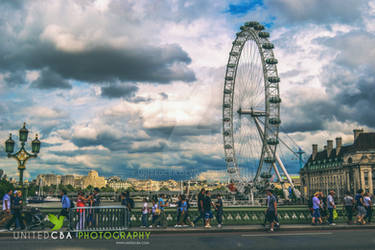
0 223 374 236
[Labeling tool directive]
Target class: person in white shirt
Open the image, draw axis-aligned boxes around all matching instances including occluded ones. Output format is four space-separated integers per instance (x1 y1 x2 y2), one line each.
2 189 12 213
141 198 149 228
364 192 372 223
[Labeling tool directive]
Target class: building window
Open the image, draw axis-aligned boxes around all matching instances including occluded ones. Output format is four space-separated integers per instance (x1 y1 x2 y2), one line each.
364 172 369 186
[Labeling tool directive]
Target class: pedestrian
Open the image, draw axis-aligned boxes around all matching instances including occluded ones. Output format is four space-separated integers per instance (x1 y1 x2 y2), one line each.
2 189 12 213
364 192 372 223
178 195 194 227
76 190 87 231
6 190 25 231
265 188 277 232
327 190 336 226
183 195 193 227
203 191 214 228
152 194 168 228
141 198 149 228
149 199 159 228
343 191 354 224
354 189 366 225
215 194 223 228
91 188 101 227
59 189 71 218
312 192 322 225
319 192 328 224
193 188 206 227
175 194 182 227
121 191 134 227
1 189 12 225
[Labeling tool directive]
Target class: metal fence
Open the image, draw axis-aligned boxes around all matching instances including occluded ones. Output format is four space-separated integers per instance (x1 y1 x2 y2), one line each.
69 206 129 231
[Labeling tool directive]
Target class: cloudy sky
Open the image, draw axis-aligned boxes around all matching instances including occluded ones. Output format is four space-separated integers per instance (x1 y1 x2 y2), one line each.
0 0 374 181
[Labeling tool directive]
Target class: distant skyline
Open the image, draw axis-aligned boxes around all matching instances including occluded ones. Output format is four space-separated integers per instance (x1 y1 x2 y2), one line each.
1 0 374 181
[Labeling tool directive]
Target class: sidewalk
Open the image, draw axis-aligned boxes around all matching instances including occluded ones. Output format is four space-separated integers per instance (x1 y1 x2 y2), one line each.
0 223 374 237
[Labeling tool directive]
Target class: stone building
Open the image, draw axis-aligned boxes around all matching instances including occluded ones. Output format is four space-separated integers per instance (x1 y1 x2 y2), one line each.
80 170 106 189
300 129 375 200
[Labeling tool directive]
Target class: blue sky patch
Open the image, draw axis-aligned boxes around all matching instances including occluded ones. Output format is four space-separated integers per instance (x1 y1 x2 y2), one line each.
227 0 263 15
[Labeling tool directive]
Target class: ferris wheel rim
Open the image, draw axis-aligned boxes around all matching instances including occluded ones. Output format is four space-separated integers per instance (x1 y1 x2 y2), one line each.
222 21 281 184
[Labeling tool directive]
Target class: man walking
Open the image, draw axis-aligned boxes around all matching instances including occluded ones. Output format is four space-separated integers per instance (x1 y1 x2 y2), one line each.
312 192 322 225
265 188 277 232
203 191 214 228
59 190 71 218
215 194 223 228
1 189 13 225
327 190 336 225
6 191 25 231
193 188 205 227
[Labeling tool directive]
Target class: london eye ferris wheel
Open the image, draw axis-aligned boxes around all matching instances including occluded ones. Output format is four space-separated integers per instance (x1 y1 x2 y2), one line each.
223 21 299 197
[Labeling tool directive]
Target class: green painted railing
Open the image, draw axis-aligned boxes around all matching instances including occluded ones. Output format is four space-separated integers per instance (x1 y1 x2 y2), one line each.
37 206 372 228
68 206 130 231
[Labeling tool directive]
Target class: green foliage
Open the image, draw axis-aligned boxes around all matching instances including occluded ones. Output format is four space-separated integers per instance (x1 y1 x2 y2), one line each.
100 186 114 192
159 186 169 191
0 178 14 199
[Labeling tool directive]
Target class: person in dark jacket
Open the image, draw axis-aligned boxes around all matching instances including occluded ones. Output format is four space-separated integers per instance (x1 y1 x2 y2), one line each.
193 188 205 226
6 191 25 231
215 194 223 228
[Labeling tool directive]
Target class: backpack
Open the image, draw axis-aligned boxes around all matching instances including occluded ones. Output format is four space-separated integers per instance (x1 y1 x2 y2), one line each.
70 200 75 208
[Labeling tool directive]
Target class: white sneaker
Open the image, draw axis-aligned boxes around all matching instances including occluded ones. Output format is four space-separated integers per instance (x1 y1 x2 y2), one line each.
217 224 222 228
329 223 336 226
149 225 153 228
174 224 179 228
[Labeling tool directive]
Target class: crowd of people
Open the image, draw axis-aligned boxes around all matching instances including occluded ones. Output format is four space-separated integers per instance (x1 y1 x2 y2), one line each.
1 189 25 231
136 188 224 229
310 189 373 226
2 186 374 231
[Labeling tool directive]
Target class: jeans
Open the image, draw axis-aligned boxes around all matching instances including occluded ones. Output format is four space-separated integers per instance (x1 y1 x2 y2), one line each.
345 206 353 222
365 206 372 222
216 211 223 225
6 209 24 229
141 214 148 227
153 211 166 227
328 208 334 224
193 211 205 226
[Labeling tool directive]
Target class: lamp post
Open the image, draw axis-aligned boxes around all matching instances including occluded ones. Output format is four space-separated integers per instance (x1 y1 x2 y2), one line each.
5 122 41 206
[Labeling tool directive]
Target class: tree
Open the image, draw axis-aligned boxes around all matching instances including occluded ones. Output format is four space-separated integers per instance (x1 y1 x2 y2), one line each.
159 186 169 191
0 178 14 199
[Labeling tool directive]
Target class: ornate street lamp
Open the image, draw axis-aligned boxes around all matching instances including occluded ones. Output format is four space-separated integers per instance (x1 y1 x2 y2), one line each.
5 122 41 206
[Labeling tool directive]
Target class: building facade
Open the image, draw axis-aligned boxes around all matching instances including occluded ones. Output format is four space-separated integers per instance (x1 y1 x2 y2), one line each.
300 129 375 200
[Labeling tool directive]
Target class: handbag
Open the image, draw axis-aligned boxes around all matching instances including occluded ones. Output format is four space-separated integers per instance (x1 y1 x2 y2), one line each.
333 209 338 219
155 208 161 215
